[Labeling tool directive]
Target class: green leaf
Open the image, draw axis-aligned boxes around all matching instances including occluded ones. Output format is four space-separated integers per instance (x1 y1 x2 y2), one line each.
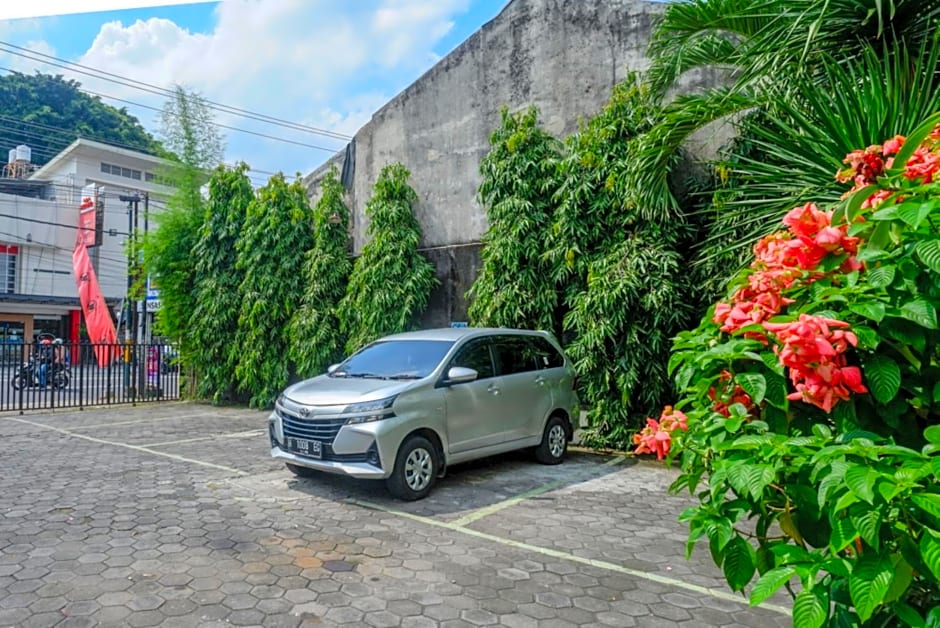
830 516 858 553
866 265 896 289
845 465 876 504
926 425 940 445
735 373 766 405
749 566 795 606
919 529 940 580
912 494 940 520
915 239 940 274
896 200 934 229
894 602 926 627
722 536 756 592
792 588 828 628
862 354 901 404
900 299 938 330
760 351 784 375
852 509 881 550
849 301 886 322
852 325 879 350
885 555 915 605
849 555 894 622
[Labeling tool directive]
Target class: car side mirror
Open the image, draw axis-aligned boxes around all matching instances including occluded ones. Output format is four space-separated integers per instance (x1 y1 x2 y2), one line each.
327 364 340 374
444 366 478 385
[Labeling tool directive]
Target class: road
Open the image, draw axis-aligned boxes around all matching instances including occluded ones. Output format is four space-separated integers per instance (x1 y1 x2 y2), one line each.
0 403 792 627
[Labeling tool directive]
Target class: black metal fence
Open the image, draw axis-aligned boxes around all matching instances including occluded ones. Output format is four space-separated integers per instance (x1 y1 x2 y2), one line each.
0 342 181 413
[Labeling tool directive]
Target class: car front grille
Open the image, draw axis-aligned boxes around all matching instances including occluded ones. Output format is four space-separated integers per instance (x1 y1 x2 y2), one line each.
281 412 347 444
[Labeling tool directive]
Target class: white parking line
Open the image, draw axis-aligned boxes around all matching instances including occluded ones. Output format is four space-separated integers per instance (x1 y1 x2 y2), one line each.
348 497 791 616
449 456 626 527
1 416 248 476
142 429 266 448
56 413 210 431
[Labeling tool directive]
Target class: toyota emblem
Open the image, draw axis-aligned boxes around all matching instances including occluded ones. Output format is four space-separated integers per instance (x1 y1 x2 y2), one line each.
299 407 310 418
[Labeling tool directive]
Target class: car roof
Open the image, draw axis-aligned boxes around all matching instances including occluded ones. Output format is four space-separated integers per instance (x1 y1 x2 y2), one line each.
378 327 555 343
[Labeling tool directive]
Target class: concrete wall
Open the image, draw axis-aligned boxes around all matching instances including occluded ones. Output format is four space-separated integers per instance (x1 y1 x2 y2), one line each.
304 0 724 324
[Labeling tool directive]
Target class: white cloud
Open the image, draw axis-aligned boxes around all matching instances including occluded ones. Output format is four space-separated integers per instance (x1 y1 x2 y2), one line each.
73 0 479 176
3 0 487 178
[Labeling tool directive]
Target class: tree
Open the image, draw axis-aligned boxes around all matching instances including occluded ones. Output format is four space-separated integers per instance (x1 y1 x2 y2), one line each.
234 173 315 408
142 86 224 367
190 163 254 403
338 163 437 354
467 107 562 335
287 167 352 377
0 72 160 164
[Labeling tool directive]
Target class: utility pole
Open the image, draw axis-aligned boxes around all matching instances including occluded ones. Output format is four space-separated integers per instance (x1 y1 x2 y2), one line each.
119 194 141 396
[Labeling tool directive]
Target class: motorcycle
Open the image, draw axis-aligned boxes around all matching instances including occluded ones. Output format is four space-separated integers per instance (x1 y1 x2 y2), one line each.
11 358 70 390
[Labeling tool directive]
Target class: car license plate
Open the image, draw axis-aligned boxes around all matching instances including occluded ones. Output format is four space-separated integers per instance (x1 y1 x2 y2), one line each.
287 437 322 459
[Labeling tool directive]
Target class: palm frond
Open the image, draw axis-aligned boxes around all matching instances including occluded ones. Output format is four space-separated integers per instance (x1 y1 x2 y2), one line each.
697 35 940 266
622 87 757 217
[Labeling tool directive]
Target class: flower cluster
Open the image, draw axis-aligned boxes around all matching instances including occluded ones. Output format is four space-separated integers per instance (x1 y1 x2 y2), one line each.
708 371 755 418
632 406 688 460
836 136 902 192
713 203 858 334
763 314 867 413
836 125 940 208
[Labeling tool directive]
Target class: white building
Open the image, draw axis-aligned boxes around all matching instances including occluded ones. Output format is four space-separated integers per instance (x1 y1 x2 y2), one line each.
0 138 170 345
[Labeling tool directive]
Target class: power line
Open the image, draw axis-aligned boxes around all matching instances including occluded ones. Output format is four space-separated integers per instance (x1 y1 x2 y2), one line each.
0 41 353 141
0 117 292 183
78 87 343 154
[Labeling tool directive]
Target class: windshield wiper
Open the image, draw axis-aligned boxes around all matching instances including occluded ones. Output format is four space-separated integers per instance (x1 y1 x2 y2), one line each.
346 372 388 379
387 373 422 380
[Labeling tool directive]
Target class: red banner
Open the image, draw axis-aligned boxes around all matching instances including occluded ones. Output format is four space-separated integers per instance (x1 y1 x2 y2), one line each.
78 184 97 247
72 238 117 367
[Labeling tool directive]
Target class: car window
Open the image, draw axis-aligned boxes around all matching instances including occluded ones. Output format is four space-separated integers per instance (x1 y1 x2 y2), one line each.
448 339 494 379
493 336 540 376
531 336 565 369
336 340 454 379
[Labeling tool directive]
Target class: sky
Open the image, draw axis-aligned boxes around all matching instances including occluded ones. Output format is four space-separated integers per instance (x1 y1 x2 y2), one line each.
0 0 510 184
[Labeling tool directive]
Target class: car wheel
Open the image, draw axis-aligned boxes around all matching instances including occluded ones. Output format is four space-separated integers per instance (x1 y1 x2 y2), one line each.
285 463 318 478
534 415 568 465
11 375 24 390
386 435 437 501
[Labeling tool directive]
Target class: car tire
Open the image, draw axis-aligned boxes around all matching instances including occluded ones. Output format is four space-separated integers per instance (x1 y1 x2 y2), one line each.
285 463 318 478
534 415 568 465
11 375 25 390
386 435 437 501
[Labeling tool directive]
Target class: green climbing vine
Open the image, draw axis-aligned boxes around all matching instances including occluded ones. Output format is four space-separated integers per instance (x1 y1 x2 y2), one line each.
287 166 352 377
338 163 437 354
234 173 314 408
467 106 563 335
190 162 254 403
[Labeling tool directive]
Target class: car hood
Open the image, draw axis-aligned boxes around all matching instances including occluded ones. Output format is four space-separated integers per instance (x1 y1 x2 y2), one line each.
282 374 415 406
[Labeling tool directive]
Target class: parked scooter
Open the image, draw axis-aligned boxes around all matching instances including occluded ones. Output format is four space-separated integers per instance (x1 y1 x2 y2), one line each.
11 357 70 390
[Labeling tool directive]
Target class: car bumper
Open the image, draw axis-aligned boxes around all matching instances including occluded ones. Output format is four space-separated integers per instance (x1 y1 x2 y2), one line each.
270 444 388 479
268 411 393 480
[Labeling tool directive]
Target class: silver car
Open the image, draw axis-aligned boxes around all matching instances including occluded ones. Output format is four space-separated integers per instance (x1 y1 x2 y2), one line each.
269 327 579 500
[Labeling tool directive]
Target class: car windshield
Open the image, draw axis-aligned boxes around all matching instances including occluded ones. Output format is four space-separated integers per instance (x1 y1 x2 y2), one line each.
333 340 455 379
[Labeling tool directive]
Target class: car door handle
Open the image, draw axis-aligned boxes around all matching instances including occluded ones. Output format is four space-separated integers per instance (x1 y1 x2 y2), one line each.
534 376 546 386
487 384 500 395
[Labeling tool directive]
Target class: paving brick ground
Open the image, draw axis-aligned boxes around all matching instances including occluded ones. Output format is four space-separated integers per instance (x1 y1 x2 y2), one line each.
0 403 793 627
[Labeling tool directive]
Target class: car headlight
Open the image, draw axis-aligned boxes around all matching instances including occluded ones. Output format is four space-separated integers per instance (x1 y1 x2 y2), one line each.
343 396 397 424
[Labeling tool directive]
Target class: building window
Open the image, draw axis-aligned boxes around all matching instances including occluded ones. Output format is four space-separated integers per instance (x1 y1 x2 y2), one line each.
0 245 18 294
100 162 152 184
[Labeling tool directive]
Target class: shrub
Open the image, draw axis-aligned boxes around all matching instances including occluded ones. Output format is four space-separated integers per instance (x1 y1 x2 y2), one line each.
662 114 940 624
